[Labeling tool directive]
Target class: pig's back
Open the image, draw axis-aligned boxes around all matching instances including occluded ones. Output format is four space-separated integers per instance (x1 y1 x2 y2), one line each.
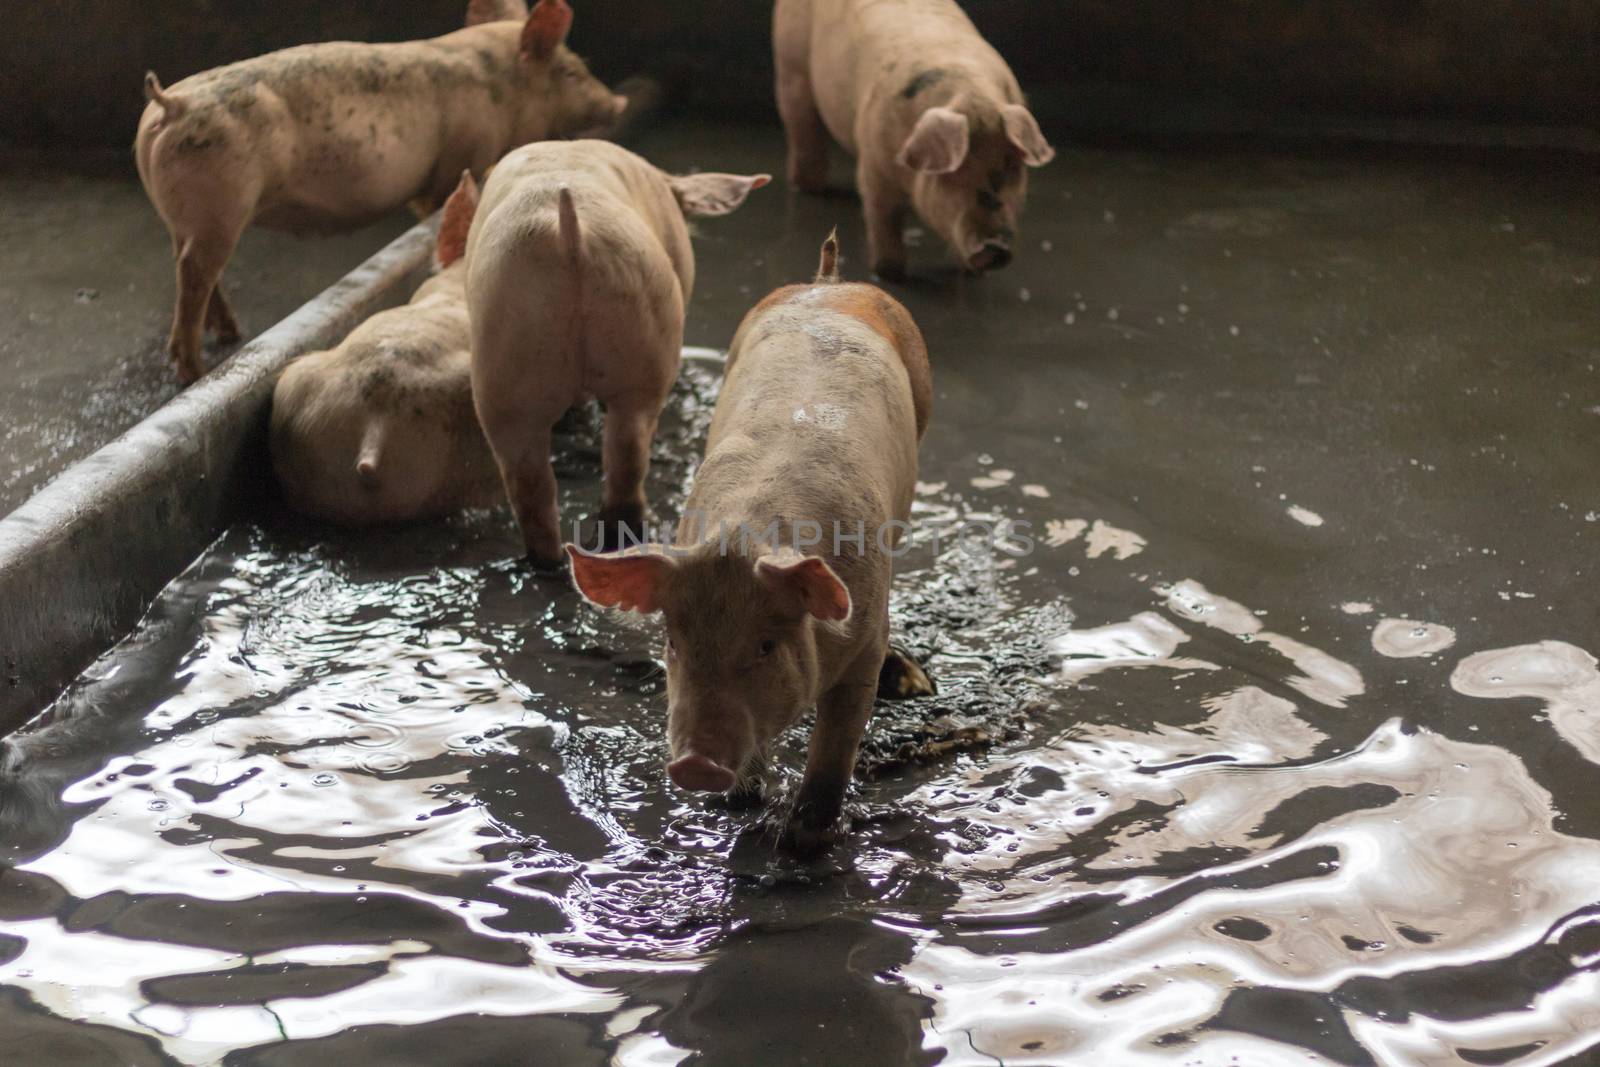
475 141 693 296
702 286 927 527
807 0 1018 150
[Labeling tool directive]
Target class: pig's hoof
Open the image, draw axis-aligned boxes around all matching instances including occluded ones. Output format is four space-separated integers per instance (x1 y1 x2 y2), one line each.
713 777 765 811
781 818 840 858
595 506 649 553
878 645 936 700
788 167 828 195
524 551 569 577
871 261 909 284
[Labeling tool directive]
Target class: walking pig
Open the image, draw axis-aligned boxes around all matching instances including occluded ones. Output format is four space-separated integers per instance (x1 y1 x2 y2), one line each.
270 173 500 526
465 140 768 567
773 0 1055 279
135 0 625 384
567 233 933 852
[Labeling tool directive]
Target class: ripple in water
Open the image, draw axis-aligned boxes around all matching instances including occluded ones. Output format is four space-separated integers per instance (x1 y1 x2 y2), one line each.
0 362 1596 1064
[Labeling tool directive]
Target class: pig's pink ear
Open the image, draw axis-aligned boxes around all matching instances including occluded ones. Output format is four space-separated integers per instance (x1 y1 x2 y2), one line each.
520 0 573 61
669 173 771 217
755 552 852 623
435 170 479 269
1000 104 1055 167
566 545 672 614
897 107 970 174
465 0 528 27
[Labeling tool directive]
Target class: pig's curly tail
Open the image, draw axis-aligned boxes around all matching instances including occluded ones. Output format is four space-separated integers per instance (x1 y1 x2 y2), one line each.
143 72 185 119
557 186 581 265
814 227 840 284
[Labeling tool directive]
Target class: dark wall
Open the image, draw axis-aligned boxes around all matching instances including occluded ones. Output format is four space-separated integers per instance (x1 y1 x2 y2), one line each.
3 1 1595 151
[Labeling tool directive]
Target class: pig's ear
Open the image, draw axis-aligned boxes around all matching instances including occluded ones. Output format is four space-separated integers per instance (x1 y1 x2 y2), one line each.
520 0 573 61
1000 104 1055 167
755 552 852 623
466 0 528 27
566 545 672 614
897 107 970 174
669 173 771 217
435 170 480 269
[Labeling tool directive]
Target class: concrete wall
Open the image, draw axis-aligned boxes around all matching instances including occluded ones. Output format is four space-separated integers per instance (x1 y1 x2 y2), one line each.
3 1 1595 150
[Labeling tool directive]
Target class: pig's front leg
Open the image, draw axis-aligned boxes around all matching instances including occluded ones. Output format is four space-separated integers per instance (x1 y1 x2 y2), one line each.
858 162 910 282
785 642 884 855
597 393 661 551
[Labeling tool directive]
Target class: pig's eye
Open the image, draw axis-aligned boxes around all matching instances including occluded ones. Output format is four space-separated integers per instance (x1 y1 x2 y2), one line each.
758 639 776 658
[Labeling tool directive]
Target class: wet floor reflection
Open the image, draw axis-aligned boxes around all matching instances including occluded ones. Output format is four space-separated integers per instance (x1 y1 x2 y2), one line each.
3 126 1599 1064
2 351 1594 1065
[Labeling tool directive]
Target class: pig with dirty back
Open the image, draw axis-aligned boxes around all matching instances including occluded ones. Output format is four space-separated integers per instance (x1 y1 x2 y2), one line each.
465 140 768 567
567 233 933 853
271 173 501 525
774 0 1055 279
135 0 626 385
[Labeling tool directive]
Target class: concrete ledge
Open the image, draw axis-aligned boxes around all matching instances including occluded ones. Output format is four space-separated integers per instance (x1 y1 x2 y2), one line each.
0 220 437 733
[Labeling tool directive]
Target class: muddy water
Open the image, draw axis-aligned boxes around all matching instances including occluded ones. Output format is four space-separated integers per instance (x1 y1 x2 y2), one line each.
2 123 1599 1065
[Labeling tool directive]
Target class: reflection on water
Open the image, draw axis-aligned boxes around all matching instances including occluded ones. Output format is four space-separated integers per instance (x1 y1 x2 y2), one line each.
1 360 1597 1066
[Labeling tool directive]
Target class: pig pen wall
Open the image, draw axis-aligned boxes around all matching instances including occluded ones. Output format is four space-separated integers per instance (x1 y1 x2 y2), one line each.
3 0 1596 153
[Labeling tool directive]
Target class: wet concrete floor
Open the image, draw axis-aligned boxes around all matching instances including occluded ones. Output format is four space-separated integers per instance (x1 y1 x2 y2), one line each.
0 153 412 517
0 120 1598 1064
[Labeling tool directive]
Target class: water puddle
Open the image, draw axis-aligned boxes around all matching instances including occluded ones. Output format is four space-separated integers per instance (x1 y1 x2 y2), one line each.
2 359 1597 1065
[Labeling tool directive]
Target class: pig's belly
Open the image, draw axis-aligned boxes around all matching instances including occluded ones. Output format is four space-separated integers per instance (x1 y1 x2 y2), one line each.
257 141 434 233
253 198 401 234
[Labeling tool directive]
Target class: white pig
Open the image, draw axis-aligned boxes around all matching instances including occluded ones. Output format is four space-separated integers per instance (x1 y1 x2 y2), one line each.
774 0 1055 278
135 0 625 384
465 139 768 567
566 233 933 853
271 172 500 525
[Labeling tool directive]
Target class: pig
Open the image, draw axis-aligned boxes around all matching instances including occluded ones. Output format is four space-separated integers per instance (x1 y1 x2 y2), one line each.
135 0 626 385
566 232 933 852
270 172 501 525
465 139 768 567
773 0 1056 279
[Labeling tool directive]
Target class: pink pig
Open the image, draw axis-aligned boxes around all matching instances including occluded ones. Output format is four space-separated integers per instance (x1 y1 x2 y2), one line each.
567 234 933 852
270 173 500 526
135 0 624 384
774 0 1055 278
465 140 768 567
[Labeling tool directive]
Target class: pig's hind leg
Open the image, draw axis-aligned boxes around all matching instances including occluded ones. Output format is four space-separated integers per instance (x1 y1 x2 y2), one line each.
168 222 246 384
596 393 662 552
776 68 830 194
206 286 242 345
484 420 564 569
773 1 829 193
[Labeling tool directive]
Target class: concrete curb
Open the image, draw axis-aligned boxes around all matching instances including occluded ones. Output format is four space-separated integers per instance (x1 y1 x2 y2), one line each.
0 220 437 733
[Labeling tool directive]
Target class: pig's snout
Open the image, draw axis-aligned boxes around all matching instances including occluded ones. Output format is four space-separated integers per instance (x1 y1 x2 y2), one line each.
966 240 1013 274
667 752 737 793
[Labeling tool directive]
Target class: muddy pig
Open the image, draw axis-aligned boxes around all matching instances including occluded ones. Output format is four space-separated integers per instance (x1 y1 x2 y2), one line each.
774 0 1055 279
465 140 768 567
271 173 501 525
567 233 933 852
136 0 626 385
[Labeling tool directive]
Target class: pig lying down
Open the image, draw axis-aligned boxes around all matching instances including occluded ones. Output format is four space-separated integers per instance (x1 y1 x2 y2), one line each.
569 233 933 852
135 0 624 384
774 0 1055 278
270 173 500 525
466 140 768 568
